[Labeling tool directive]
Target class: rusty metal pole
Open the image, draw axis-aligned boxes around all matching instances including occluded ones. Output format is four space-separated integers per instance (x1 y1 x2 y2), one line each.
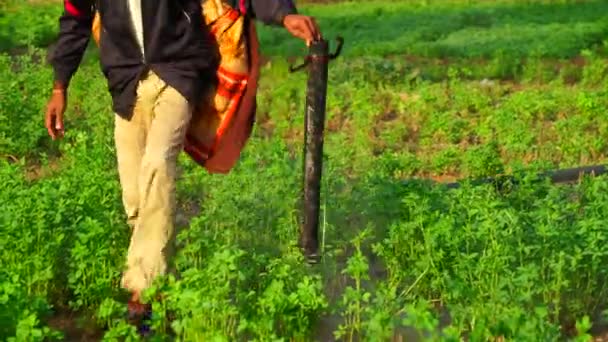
290 37 343 264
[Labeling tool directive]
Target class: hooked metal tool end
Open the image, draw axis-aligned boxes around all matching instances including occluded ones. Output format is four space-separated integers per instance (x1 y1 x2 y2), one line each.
289 36 344 73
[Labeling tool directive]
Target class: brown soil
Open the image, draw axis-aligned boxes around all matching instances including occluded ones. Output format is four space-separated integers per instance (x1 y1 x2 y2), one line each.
47 312 103 342
24 158 62 181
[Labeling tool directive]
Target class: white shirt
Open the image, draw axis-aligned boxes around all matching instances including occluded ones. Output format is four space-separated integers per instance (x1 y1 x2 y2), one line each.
126 0 145 57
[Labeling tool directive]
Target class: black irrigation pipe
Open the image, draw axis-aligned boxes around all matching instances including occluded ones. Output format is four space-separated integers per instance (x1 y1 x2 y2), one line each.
439 164 608 190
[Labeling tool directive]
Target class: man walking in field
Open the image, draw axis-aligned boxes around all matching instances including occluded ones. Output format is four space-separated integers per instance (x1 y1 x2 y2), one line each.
44 0 321 326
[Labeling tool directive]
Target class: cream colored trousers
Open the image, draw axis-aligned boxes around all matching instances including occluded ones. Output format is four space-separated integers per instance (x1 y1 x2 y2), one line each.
114 70 192 294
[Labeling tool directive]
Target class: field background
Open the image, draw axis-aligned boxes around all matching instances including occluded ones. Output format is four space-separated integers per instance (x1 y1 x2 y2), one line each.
2 0 608 341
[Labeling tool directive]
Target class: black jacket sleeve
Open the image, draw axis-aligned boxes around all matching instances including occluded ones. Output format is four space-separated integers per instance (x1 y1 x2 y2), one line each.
229 0 298 26
49 0 94 87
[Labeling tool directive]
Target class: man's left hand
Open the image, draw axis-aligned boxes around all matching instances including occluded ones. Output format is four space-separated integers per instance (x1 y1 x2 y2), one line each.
282 14 322 45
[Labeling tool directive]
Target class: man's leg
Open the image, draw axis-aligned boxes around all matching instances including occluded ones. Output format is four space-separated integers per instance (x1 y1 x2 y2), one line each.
114 75 156 231
120 71 193 299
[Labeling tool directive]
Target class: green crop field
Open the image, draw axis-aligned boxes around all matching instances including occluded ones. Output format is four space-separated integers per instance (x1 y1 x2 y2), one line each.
2 0 608 340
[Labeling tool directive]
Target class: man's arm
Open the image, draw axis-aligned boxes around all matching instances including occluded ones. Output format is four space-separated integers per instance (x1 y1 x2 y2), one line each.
49 0 95 90
44 0 94 140
231 0 321 43
231 0 297 26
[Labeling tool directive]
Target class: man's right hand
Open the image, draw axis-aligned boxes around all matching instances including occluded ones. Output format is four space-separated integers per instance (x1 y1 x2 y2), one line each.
45 89 66 140
282 14 322 46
